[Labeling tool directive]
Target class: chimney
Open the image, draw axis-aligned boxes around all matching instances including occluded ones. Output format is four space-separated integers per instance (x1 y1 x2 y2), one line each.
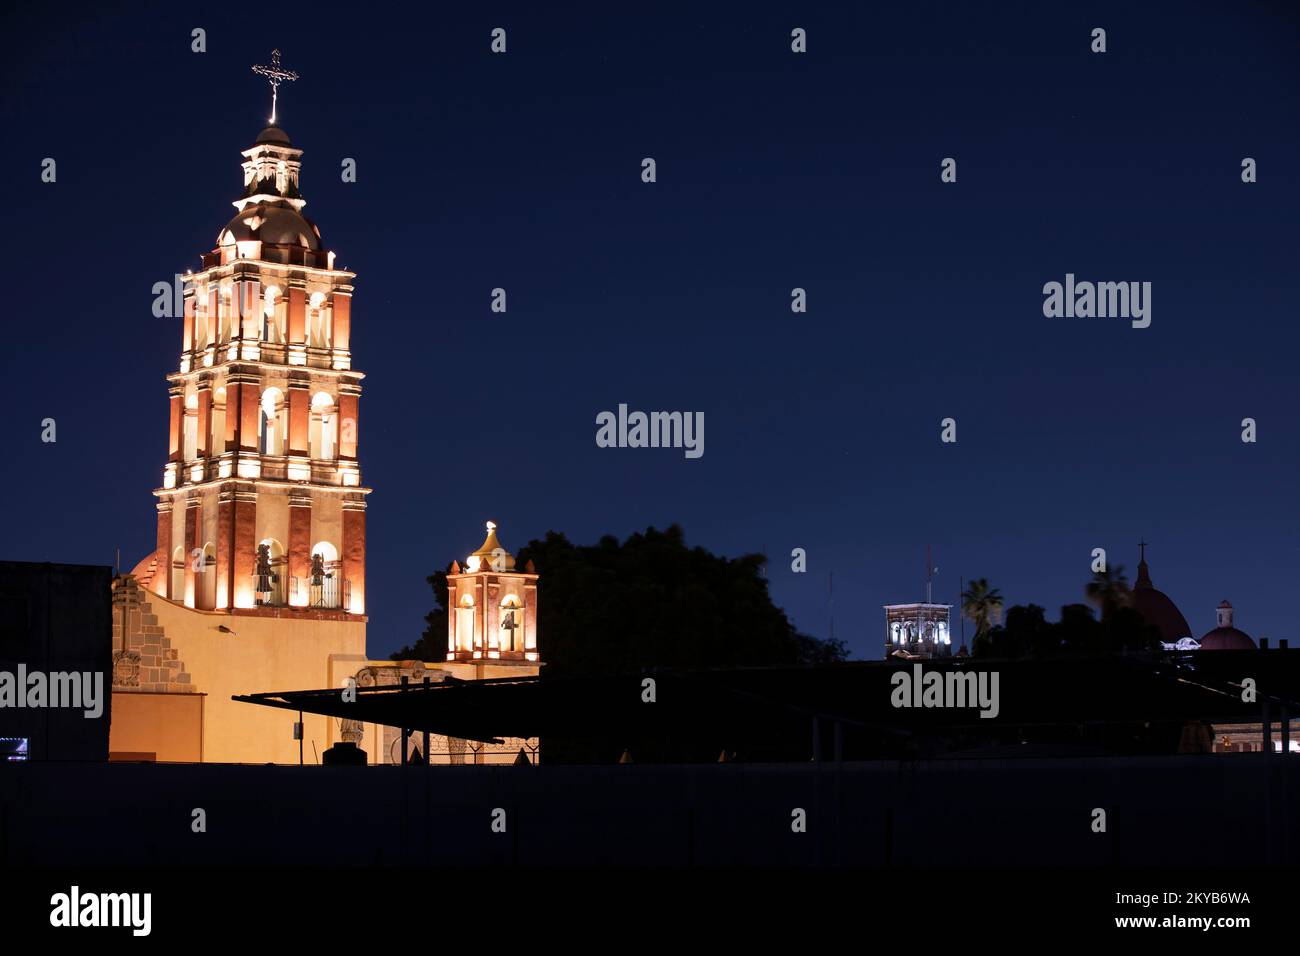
1260 638 1269 649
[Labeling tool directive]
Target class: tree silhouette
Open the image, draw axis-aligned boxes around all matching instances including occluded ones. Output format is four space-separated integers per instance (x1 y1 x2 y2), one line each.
395 525 847 672
1085 564 1131 619
961 578 1004 654
974 601 1162 659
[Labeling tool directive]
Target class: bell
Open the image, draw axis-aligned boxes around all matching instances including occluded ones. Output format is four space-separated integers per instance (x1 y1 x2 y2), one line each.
309 553 330 588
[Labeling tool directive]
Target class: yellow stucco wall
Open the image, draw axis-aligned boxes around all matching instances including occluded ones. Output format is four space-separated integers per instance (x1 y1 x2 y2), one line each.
146 597 366 764
109 692 205 762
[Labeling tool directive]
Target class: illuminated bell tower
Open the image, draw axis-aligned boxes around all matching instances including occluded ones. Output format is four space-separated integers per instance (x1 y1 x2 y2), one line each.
148 54 369 619
446 522 540 665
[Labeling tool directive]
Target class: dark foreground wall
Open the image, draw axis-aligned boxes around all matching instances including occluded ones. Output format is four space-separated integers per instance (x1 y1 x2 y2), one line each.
1 755 1294 868
0 562 112 762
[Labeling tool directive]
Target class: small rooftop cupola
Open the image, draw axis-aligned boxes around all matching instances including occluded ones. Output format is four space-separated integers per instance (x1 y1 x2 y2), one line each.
234 131 306 212
1216 600 1234 629
1200 598 1256 651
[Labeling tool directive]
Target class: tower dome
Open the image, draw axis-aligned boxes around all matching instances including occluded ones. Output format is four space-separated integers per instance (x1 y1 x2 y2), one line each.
219 203 320 250
1199 600 1256 650
254 124 292 145
1129 543 1192 643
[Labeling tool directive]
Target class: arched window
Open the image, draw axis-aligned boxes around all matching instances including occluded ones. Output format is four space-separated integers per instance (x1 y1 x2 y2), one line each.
309 541 341 608
259 387 287 456
499 595 522 652
198 542 217 610
170 547 185 602
262 286 283 344
308 291 330 349
276 161 287 195
217 286 232 345
309 391 337 460
456 594 476 653
254 538 287 606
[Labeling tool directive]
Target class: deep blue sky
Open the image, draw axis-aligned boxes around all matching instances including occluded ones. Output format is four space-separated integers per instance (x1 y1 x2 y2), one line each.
2 1 1298 659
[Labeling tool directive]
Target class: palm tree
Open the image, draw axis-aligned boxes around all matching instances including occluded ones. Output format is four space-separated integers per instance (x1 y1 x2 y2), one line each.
961 578 1004 648
1085 564 1131 619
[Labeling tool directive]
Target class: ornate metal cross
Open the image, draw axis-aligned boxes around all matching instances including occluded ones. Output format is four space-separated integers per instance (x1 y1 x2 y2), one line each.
252 49 299 125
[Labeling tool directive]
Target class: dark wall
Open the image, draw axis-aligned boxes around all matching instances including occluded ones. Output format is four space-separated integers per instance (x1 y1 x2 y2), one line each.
0 562 112 761
1 756 1293 867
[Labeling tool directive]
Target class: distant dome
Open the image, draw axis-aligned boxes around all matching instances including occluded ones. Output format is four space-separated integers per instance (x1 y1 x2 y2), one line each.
1199 628 1256 651
1130 549 1191 643
1199 600 1255 651
219 203 320 250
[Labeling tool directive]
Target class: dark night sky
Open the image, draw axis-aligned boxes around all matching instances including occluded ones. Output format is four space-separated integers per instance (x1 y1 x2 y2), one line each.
2 1 1297 660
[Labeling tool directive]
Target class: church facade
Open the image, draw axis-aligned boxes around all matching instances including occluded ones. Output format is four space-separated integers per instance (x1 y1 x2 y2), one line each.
109 75 540 764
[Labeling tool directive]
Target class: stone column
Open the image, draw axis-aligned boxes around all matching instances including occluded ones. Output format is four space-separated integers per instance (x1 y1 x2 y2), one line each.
287 286 307 345
342 501 366 615
338 390 359 460
216 492 234 610
183 291 195 353
232 488 258 609
238 381 260 452
184 496 201 608
288 494 312 607
196 385 212 459
332 290 351 352
288 382 310 456
168 386 184 462
155 500 173 598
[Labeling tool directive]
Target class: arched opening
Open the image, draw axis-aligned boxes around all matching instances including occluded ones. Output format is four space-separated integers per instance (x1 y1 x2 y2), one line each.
456 593 476 653
499 595 522 652
308 291 330 349
198 542 217 610
309 391 337 461
262 285 283 344
217 286 232 345
254 538 287 606
259 387 287 456
170 546 185 601
309 541 342 608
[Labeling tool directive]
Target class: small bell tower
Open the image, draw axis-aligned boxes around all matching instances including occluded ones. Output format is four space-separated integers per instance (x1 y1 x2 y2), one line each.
446 522 540 663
